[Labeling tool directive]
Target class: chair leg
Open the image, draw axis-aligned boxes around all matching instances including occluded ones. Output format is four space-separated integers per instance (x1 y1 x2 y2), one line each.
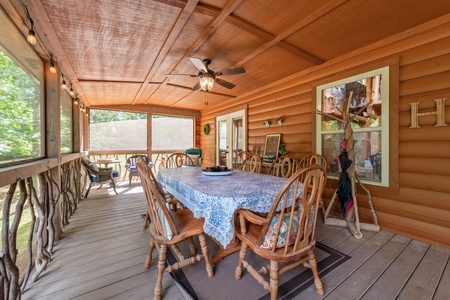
269 260 279 300
85 183 93 198
235 242 249 280
188 237 196 254
142 211 150 229
111 179 118 195
198 233 214 277
153 244 167 300
308 252 324 296
144 238 156 269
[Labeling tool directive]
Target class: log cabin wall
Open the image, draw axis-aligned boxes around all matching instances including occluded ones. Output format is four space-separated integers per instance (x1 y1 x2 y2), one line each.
200 16 450 248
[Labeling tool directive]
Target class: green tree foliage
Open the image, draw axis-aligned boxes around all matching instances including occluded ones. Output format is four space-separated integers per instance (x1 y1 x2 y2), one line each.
0 50 41 162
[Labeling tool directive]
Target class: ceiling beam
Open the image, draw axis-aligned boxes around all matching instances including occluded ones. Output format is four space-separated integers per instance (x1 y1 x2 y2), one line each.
235 0 347 67
27 0 89 105
90 104 201 118
133 0 200 105
144 0 244 104
227 15 323 66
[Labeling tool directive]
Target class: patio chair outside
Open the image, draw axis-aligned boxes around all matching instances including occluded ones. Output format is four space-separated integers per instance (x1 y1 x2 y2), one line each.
125 155 152 185
81 157 119 198
235 165 327 300
185 147 203 166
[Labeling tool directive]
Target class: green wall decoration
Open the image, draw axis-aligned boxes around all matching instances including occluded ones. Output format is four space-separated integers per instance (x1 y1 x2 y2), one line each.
203 123 210 135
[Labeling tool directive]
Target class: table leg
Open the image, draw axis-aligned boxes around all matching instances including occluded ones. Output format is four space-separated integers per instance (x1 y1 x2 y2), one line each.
210 236 241 264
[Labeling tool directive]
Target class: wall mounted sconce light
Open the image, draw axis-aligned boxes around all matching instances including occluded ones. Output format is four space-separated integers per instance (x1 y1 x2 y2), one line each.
277 115 286 125
263 119 272 127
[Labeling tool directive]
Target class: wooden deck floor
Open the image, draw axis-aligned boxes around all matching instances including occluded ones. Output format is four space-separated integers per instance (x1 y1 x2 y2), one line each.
22 182 450 300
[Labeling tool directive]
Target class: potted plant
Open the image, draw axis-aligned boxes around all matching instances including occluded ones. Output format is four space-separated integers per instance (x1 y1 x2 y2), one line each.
278 144 288 156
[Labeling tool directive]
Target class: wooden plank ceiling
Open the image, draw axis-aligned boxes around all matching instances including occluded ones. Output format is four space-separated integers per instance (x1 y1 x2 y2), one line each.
7 0 450 110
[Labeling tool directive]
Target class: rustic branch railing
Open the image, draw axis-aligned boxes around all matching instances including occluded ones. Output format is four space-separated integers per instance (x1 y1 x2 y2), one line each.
0 157 82 299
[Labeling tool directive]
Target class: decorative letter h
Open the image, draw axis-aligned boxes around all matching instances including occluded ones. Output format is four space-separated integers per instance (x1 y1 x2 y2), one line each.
409 98 447 128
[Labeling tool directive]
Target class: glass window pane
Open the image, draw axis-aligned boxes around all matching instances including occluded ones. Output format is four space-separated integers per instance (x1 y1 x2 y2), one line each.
0 49 42 165
89 109 147 150
60 91 73 153
322 132 382 182
320 74 383 131
151 115 193 151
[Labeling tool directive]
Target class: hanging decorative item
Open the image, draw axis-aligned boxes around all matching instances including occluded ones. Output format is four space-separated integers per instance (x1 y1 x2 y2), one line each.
263 119 272 127
277 115 286 125
203 123 210 135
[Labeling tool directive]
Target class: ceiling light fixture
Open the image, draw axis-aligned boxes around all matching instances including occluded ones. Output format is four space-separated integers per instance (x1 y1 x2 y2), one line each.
61 74 67 89
49 53 57 73
198 72 215 92
27 18 37 45
69 83 75 96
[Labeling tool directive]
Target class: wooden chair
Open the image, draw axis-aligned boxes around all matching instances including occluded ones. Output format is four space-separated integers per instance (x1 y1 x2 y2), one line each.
165 153 194 168
141 163 183 229
267 155 300 178
185 147 203 166
234 165 327 300
136 159 214 299
241 153 262 173
299 154 327 218
81 157 119 197
233 150 251 170
125 155 152 185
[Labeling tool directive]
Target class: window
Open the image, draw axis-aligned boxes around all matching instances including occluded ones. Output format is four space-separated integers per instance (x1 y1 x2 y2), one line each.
316 66 389 186
152 115 194 151
89 109 147 150
0 10 44 166
60 91 73 153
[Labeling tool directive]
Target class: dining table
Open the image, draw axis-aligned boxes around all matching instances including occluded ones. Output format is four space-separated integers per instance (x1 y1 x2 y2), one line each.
156 166 290 263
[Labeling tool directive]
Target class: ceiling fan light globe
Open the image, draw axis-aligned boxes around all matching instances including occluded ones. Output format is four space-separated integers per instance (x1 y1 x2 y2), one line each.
199 74 215 92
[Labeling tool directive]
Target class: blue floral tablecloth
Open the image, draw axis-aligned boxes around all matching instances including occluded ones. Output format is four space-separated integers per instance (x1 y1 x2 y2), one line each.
157 167 288 247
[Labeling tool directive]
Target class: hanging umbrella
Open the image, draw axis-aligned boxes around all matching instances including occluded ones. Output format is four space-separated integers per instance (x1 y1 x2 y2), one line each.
336 141 354 218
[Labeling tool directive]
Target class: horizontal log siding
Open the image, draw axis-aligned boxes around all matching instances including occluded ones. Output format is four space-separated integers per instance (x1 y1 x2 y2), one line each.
200 18 450 248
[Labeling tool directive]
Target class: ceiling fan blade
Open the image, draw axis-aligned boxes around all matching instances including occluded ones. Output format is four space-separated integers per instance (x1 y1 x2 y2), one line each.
192 82 201 91
216 66 246 76
165 73 197 77
189 57 208 73
215 78 235 89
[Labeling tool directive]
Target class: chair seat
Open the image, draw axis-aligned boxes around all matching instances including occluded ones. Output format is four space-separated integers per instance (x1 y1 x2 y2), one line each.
150 209 205 244
235 221 314 261
91 169 119 182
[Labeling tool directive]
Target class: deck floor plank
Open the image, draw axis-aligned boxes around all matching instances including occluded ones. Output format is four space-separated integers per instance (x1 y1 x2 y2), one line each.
397 245 450 299
362 239 430 299
21 182 450 300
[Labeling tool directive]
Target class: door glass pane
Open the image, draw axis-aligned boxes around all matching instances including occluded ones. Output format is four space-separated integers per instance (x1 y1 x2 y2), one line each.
218 120 227 165
232 117 243 158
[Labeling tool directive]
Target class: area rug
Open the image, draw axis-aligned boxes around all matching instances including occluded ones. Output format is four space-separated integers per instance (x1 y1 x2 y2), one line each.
166 237 350 300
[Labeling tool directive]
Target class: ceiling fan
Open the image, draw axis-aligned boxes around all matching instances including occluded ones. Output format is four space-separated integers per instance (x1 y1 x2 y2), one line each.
165 57 246 92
